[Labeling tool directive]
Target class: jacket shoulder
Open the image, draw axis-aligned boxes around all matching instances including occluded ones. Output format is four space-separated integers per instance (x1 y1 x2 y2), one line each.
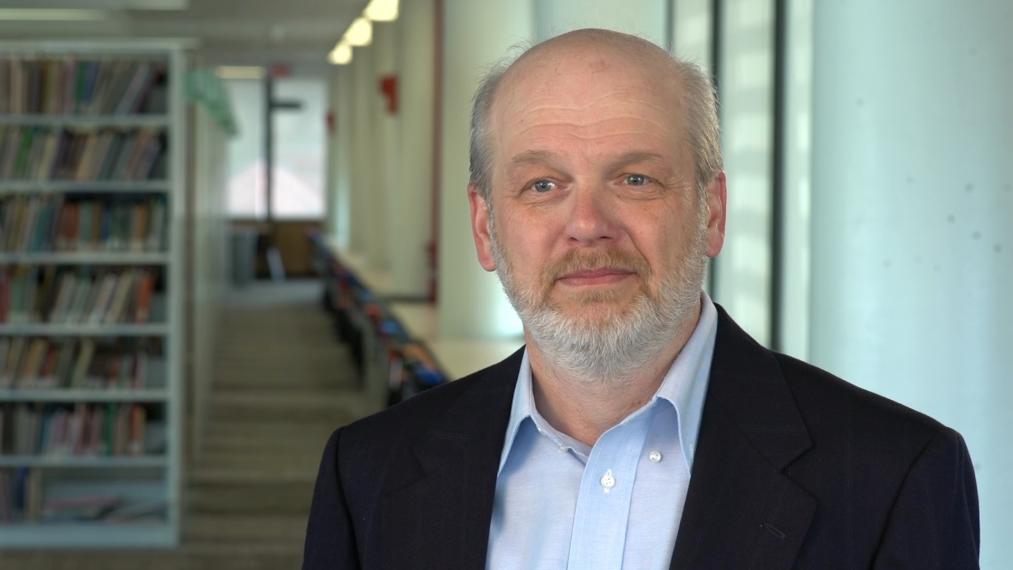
774 352 948 449
337 349 522 458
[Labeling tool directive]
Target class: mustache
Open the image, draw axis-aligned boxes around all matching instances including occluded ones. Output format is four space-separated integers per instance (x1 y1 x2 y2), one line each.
546 249 651 282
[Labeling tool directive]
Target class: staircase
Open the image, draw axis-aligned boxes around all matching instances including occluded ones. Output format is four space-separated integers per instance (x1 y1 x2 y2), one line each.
183 282 371 567
0 281 373 570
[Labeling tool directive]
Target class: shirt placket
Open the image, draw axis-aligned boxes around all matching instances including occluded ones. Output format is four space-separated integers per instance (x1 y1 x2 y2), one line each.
566 406 656 570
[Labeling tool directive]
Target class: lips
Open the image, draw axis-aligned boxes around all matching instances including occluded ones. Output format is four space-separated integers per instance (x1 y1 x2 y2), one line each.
556 268 635 285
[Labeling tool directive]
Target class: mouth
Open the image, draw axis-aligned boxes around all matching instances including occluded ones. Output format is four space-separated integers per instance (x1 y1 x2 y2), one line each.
556 268 636 287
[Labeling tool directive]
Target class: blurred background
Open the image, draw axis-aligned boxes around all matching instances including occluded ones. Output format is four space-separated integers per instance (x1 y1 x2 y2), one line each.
0 0 1009 568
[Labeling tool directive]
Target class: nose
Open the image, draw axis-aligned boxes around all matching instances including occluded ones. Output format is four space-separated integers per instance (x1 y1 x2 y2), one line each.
564 184 618 245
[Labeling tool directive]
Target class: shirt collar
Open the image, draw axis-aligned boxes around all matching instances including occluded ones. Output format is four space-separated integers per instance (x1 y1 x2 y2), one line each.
498 292 719 475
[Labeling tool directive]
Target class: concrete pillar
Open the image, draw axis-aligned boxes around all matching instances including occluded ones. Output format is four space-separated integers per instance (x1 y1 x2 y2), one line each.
810 2 1013 565
390 0 437 298
437 0 533 338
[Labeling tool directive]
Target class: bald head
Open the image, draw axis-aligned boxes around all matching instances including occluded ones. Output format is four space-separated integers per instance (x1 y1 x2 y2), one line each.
469 29 722 203
506 29 682 89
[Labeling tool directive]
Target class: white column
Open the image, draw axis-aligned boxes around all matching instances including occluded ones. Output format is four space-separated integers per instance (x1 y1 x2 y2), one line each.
365 21 398 272
672 0 713 71
390 0 437 298
713 0 775 347
779 0 813 360
810 2 1013 566
348 46 375 258
331 66 353 250
534 0 667 46
438 0 533 338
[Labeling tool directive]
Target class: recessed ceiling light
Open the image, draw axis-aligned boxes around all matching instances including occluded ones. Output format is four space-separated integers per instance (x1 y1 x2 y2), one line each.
328 43 353 66
344 17 372 47
364 0 398 22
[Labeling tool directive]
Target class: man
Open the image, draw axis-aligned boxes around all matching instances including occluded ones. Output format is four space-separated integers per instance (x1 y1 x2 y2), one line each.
304 29 979 569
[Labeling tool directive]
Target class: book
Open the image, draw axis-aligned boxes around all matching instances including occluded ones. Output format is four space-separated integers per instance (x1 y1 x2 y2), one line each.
103 269 135 324
0 338 20 388
0 269 9 321
127 404 145 456
69 339 95 388
87 273 117 324
0 338 9 385
52 341 76 387
37 344 60 387
47 272 77 323
112 404 130 455
15 338 48 387
0 127 167 182
65 272 93 323
133 270 154 323
116 63 154 115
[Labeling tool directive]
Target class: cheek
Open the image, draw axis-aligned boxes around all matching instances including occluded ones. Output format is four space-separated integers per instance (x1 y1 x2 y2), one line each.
624 203 696 267
497 211 560 275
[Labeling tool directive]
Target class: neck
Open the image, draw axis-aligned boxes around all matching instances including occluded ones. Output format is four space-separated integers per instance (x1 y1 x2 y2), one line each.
525 299 702 447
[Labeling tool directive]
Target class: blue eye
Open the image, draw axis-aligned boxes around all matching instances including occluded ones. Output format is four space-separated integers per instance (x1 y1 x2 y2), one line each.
625 174 649 186
532 180 556 193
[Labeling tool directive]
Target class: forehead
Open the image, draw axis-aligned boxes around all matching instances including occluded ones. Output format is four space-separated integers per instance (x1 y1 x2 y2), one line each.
489 47 686 162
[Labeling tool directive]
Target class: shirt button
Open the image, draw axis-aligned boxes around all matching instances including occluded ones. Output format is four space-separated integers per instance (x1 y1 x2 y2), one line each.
648 450 663 463
600 469 616 492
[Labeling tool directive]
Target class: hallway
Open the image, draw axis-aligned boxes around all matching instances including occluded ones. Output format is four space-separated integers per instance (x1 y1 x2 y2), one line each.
0 281 370 569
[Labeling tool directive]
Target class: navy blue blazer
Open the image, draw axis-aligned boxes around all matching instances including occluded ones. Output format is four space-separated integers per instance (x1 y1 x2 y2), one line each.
303 306 980 569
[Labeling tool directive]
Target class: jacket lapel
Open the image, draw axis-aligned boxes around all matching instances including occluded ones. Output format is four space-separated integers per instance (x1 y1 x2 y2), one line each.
378 349 522 570
671 308 816 570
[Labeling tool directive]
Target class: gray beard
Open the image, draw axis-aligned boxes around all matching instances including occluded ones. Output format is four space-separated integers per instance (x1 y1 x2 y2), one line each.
489 220 707 386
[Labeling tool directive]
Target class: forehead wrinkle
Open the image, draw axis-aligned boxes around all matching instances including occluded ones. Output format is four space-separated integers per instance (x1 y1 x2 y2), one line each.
505 119 678 146
502 85 678 116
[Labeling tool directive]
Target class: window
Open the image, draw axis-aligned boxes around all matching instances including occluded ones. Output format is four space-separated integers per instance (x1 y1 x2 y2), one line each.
224 76 327 220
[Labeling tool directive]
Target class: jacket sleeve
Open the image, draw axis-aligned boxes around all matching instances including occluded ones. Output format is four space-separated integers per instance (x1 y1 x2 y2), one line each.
303 428 361 569
872 427 980 569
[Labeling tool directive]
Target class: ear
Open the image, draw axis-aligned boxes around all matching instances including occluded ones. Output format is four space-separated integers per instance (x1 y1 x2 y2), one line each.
468 185 498 271
704 171 727 258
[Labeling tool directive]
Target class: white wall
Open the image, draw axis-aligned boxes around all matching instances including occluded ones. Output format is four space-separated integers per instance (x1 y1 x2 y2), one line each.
437 0 532 338
535 0 668 46
810 1 1013 566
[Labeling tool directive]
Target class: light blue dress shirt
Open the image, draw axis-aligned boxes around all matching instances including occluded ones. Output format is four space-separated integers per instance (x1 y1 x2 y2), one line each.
486 294 718 570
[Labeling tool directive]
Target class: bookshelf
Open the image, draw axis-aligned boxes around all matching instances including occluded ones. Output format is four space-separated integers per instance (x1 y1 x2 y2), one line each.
0 41 184 548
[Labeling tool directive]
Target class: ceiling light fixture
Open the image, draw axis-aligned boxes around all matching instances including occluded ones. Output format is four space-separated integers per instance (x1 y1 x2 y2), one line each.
328 43 353 65
343 17 372 47
364 0 398 22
